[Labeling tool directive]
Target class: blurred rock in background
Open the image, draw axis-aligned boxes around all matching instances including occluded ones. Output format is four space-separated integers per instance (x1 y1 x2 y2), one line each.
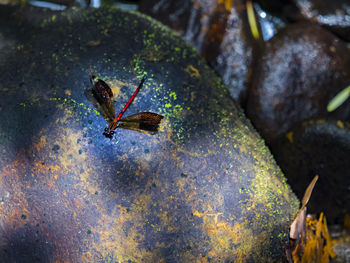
246 22 350 143
140 0 259 105
271 119 350 225
294 0 350 42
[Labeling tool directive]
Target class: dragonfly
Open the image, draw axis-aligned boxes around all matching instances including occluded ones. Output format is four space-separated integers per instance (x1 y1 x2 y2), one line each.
89 75 164 139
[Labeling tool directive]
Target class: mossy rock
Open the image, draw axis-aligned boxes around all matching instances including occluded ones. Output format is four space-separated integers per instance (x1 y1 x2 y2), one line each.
0 6 299 262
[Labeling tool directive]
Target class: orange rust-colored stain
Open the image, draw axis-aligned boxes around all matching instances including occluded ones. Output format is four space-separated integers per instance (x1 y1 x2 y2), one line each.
0 110 139 262
193 210 203 218
193 206 259 262
0 155 30 229
83 192 156 262
185 65 200 78
33 135 47 152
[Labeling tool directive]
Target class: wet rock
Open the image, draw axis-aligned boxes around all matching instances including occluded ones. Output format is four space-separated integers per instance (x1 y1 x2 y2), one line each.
0 6 298 262
271 119 350 224
295 0 350 41
139 0 257 104
247 22 350 142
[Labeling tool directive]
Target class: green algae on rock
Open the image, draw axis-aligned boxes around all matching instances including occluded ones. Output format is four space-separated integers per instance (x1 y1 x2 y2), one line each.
0 6 298 262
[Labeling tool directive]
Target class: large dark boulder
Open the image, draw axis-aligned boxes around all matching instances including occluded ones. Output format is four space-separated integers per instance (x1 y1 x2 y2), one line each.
0 6 298 262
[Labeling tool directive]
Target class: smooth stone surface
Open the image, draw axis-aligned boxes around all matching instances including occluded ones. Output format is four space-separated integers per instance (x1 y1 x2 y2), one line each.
0 6 298 262
247 22 350 142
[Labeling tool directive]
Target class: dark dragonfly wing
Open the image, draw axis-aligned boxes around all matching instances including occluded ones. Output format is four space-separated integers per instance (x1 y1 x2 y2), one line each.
118 112 164 134
89 75 115 122
121 112 164 124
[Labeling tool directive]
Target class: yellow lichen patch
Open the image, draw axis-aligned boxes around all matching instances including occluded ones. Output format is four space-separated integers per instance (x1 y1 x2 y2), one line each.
32 159 63 188
0 154 30 226
33 135 47 152
185 65 200 78
9 110 109 260
176 176 189 194
82 192 156 262
177 252 201 263
293 213 336 263
193 210 224 224
52 129 83 157
48 113 87 166
220 227 267 262
197 209 258 262
157 209 176 232
31 128 82 191
193 204 266 261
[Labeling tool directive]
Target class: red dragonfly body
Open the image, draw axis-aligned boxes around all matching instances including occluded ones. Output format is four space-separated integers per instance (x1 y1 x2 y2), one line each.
89 75 163 138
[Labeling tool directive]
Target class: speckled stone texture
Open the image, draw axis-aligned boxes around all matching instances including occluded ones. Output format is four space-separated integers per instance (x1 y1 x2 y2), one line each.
0 6 298 262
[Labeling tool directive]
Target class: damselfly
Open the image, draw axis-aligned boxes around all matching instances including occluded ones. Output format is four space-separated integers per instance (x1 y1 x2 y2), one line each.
89 75 163 138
